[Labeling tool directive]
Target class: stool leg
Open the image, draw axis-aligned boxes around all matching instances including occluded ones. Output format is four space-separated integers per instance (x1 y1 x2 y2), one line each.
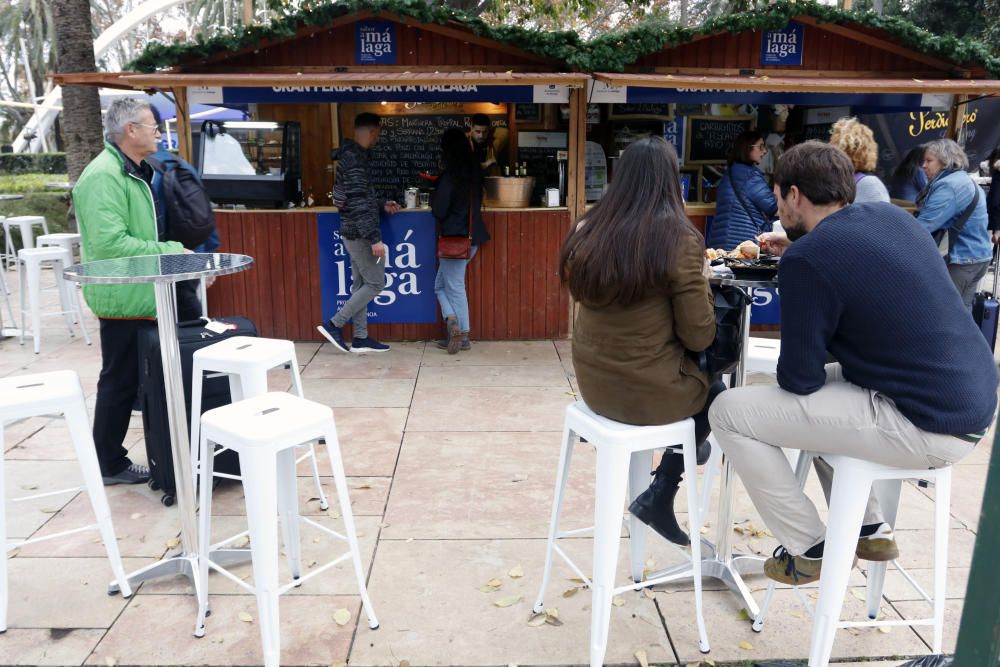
54 258 76 333
324 425 379 629
189 360 205 486
532 419 576 614
276 448 302 582
26 258 41 354
627 449 653 583
17 257 26 346
931 468 951 653
683 437 710 654
242 449 282 667
865 479 902 620
0 427 7 633
809 470 871 667
195 432 215 638
590 444 630 667
64 399 132 598
290 360 329 511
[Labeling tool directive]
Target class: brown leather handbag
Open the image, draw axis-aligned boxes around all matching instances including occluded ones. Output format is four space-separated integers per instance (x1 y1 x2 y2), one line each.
437 193 474 260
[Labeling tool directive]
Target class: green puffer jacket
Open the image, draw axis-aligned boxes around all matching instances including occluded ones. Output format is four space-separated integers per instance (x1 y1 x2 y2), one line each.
72 143 184 318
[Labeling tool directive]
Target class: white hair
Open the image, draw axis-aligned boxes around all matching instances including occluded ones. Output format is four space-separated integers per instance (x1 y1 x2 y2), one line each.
104 97 152 143
923 138 969 171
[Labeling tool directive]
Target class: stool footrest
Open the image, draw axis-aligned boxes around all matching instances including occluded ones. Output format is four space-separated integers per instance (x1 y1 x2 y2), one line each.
551 543 593 589
277 551 351 594
9 522 98 550
12 484 85 503
207 558 256 594
556 526 593 538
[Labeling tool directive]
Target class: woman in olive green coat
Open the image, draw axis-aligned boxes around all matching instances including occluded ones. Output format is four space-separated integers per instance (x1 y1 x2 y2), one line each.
559 136 724 546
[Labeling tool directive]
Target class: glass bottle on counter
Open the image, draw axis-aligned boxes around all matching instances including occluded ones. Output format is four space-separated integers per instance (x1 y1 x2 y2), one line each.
503 165 510 177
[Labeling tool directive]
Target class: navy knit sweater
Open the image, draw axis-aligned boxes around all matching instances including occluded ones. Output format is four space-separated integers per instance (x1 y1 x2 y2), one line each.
777 202 998 435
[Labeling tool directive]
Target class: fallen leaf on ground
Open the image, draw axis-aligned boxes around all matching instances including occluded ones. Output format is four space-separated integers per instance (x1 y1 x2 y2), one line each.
738 608 751 621
739 640 754 650
569 576 587 583
104 658 117 667
642 588 655 599
644 558 655 569
165 537 181 549
487 578 503 588
398 661 410 667
563 587 580 598
545 615 563 626
308 560 317 569
356 483 371 490
494 595 521 608
508 564 524 578
700 526 710 535
130 513 143 520
612 596 625 607
330 661 348 667
238 612 253 623
545 608 559 619
333 608 351 626
313 537 321 543
479 586 495 593
20 484 38 491
878 626 892 634
527 612 547 627
635 648 650 667
327 509 341 519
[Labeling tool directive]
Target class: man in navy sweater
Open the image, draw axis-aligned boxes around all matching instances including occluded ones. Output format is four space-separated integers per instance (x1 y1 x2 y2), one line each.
709 141 998 585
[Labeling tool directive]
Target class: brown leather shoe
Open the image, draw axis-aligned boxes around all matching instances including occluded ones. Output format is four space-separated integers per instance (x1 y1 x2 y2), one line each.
764 546 822 585
856 523 900 561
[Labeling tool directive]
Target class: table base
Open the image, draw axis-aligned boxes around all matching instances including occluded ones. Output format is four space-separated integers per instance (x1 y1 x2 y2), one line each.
108 548 252 595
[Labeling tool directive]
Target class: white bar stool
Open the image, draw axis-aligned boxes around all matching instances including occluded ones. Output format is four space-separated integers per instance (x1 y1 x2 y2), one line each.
3 216 49 273
0 370 132 631
746 337 781 376
194 392 378 667
752 452 952 667
533 401 718 665
17 247 90 353
190 336 329 509
37 233 81 263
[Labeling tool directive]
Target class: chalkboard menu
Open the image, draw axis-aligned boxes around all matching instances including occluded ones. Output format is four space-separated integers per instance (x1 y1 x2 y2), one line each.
685 115 754 165
609 103 673 120
365 114 507 202
514 104 542 122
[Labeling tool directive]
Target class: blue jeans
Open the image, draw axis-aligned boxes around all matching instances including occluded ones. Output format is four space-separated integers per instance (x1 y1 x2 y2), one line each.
434 245 478 333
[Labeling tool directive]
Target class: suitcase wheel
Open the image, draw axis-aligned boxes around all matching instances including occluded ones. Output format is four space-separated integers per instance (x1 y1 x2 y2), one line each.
148 479 160 491
161 494 176 507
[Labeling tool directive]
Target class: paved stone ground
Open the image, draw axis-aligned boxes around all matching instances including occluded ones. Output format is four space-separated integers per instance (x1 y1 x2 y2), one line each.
0 265 990 666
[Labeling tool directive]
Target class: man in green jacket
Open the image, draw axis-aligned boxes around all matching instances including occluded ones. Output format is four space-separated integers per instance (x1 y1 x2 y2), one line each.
73 97 185 485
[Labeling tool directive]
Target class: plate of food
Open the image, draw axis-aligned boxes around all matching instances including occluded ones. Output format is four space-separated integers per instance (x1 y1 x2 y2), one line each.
722 257 779 280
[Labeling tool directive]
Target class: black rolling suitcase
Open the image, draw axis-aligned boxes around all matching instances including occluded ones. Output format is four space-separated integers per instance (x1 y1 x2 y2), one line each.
138 317 257 506
972 247 1000 353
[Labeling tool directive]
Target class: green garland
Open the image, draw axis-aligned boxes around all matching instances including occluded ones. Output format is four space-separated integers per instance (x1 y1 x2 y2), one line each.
127 0 1000 78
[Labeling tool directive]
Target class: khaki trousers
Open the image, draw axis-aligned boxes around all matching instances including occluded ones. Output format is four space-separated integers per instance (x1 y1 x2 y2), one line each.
708 364 978 555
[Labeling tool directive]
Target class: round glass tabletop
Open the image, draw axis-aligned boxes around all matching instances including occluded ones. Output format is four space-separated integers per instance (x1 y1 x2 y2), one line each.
64 252 254 285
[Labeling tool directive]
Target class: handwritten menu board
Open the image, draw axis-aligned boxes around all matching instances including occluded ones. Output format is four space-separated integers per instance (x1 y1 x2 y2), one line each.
609 103 673 120
685 115 754 165
365 114 507 201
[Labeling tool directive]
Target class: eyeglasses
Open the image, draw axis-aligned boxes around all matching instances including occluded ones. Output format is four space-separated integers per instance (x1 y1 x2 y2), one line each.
131 121 162 133
752 143 768 151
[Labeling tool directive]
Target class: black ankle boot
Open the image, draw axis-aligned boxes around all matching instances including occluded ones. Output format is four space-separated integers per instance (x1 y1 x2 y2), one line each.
628 471 689 546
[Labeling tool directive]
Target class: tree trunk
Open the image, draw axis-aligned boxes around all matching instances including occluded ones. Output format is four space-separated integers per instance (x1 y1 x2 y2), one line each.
52 0 103 189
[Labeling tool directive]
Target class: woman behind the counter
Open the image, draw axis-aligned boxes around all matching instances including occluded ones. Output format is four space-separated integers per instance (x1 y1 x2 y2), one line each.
706 130 778 251
560 136 725 546
432 127 490 353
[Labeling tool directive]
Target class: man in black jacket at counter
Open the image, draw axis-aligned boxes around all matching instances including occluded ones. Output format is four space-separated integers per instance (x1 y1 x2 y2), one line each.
319 112 401 353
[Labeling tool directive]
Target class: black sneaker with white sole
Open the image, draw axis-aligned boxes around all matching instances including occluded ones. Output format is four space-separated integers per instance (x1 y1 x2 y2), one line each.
317 321 350 353
351 336 390 353
103 463 151 486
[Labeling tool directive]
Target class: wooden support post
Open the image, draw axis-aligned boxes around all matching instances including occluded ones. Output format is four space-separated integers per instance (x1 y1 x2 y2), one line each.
173 87 193 162
947 94 969 142
566 87 587 222
506 103 517 171
953 427 1000 665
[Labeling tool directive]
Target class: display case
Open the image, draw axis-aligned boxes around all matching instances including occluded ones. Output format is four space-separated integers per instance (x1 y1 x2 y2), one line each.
198 120 301 208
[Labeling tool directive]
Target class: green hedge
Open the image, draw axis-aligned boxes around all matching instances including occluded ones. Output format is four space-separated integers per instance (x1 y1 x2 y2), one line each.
0 153 67 175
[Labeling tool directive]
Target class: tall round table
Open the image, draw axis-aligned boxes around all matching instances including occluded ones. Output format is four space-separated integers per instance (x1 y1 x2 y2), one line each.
646 271 779 621
64 252 254 598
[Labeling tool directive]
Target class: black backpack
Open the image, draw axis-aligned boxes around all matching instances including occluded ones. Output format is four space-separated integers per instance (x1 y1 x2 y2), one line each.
695 284 749 375
148 156 216 249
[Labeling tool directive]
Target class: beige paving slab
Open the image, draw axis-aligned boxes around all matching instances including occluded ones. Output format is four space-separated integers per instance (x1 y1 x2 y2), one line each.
87 593 358 666
3 416 52 447
936 463 987 531
6 424 142 462
301 377 415 408
872 566 969 602
295 407 406 477
893 528 977 570
407 385 571 432
209 475 390 517
3 557 152 628
348 538 674 667
0 628 107 666
660 585 929 664
4 460 83 539
416 363 571 388
419 340 560 366
303 341 424 379
293 341 322 365
893 597 962 654
382 432 595 540
139 515 381 596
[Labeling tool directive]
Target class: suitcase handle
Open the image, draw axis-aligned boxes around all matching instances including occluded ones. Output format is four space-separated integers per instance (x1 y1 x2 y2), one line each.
992 244 999 297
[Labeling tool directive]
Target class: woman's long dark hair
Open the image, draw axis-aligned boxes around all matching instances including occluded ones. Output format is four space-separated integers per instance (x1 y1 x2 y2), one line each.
559 136 695 307
439 127 478 187
890 146 925 188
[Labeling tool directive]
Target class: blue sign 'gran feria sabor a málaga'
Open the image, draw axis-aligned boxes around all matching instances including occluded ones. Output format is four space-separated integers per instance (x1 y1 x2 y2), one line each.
760 22 805 67
356 20 396 65
318 212 439 324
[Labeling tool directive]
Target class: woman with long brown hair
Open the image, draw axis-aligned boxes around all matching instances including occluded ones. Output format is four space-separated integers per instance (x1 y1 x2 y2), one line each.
560 136 725 545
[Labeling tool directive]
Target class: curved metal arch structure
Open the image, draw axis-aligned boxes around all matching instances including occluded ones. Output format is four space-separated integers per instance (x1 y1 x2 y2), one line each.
12 0 192 153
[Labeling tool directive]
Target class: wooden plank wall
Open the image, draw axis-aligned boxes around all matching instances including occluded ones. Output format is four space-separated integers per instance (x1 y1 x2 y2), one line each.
207 209 572 341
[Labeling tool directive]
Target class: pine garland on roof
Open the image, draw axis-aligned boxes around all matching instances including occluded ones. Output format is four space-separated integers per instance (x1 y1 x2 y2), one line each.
127 0 999 78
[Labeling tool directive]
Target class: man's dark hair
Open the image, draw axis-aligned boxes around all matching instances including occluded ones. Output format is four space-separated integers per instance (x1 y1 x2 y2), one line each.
471 113 490 128
729 130 764 166
355 112 381 129
773 141 856 206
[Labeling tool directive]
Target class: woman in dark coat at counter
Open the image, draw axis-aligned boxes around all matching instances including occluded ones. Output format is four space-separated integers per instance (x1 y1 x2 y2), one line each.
987 145 1000 245
432 127 490 354
705 130 778 251
559 136 726 545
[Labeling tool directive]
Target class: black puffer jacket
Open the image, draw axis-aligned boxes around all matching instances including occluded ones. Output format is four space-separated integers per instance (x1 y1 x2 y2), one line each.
988 160 1000 232
431 170 490 246
331 140 384 243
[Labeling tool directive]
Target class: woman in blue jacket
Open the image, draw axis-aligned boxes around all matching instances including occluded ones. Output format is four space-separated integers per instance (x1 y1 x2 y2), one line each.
917 138 992 309
705 131 777 250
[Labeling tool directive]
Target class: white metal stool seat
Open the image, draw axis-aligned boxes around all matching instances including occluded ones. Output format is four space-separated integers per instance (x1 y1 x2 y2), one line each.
3 215 48 258
195 392 378 667
36 233 81 262
752 451 952 667
17 246 90 353
533 401 718 665
746 337 781 375
190 336 329 510
0 370 132 631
